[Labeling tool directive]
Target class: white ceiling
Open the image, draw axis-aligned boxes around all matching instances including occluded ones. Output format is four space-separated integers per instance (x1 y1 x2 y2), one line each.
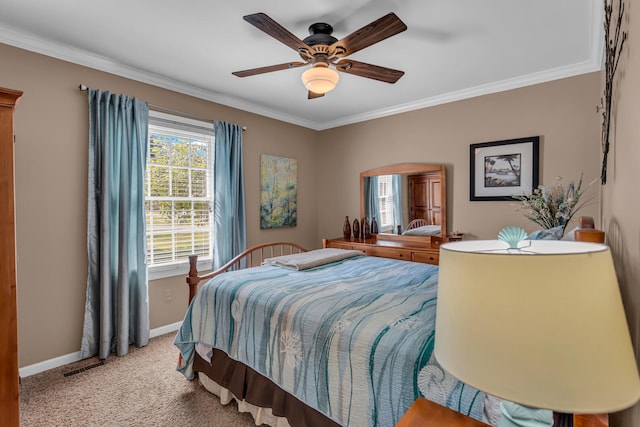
0 0 603 130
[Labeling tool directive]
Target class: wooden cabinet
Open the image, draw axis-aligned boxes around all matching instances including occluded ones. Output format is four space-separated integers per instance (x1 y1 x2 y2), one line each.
324 234 441 265
409 172 441 225
0 87 22 427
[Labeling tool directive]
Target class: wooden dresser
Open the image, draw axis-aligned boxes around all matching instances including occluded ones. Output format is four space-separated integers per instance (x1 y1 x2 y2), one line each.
0 87 22 427
323 233 453 265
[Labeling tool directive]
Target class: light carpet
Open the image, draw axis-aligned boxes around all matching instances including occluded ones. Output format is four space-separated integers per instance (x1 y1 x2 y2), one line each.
20 332 261 427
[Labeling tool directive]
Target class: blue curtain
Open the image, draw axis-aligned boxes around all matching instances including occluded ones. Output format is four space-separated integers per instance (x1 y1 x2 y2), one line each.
392 174 403 230
364 176 379 221
81 88 150 360
213 121 246 269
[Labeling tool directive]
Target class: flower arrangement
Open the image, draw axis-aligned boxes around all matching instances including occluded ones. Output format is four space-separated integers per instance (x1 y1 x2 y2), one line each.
513 175 585 234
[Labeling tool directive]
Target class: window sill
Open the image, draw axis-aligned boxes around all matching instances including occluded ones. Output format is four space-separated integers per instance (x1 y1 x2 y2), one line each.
148 258 212 281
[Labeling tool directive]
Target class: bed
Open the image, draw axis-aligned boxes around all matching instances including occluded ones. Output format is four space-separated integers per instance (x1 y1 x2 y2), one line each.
174 219 604 427
175 244 496 427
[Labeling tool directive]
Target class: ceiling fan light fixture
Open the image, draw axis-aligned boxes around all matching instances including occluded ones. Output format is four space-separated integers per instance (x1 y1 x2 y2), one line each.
301 65 339 94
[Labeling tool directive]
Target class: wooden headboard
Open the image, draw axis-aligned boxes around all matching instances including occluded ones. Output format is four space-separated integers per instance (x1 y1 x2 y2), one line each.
186 242 307 303
574 216 605 243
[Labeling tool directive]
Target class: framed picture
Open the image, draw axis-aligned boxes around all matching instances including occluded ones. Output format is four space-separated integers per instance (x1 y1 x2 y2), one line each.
470 136 540 201
260 154 298 229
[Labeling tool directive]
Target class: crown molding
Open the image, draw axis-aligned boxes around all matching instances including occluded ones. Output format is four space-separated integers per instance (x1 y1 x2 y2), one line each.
317 59 603 131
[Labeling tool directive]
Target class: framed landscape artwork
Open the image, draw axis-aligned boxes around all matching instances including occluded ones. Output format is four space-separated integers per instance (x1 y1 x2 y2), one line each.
470 136 540 201
260 154 298 229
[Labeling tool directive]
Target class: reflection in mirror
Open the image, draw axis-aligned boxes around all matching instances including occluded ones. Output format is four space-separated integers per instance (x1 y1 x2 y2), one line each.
360 164 446 238
363 175 402 231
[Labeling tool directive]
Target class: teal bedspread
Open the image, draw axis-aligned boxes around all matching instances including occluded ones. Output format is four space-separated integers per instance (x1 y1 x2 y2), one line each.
175 255 487 427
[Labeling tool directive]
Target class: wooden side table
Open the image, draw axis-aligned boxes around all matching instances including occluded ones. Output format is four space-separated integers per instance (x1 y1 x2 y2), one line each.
574 414 608 427
395 398 608 427
395 398 490 427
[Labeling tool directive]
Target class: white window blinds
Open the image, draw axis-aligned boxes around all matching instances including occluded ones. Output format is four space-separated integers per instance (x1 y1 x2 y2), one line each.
378 174 394 228
145 112 214 269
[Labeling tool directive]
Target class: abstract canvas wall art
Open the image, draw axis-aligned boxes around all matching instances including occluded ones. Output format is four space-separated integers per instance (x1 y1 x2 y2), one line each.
260 154 297 228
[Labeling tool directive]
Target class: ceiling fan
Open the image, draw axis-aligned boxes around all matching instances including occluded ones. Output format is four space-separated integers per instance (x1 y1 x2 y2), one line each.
232 12 407 99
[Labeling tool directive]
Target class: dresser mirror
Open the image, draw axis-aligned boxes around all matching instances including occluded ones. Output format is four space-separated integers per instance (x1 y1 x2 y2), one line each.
360 163 447 238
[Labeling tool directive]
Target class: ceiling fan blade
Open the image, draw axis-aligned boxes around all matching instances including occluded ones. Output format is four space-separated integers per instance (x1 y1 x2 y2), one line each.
243 13 314 55
308 91 325 100
232 61 307 77
335 59 404 83
330 13 407 57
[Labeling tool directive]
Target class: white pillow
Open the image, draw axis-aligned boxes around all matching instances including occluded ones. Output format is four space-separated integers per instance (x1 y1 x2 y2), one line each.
525 225 563 240
561 226 580 241
402 225 441 236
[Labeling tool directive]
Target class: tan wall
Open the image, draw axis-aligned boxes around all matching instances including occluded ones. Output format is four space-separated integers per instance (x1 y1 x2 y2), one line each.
318 72 602 241
603 1 640 425
4 41 607 384
1 43 320 367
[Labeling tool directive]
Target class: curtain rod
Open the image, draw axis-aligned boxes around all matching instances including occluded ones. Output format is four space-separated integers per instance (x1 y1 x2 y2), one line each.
78 84 246 131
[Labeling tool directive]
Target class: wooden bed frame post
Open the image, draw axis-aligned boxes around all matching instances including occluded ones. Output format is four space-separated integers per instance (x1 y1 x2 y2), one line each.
186 255 200 304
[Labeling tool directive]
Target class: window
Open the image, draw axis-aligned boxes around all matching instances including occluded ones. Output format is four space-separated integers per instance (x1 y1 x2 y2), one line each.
145 111 214 279
377 175 394 229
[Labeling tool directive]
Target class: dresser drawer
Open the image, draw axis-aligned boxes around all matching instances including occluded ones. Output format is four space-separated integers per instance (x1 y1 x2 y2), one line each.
412 251 439 265
323 238 440 265
363 246 412 261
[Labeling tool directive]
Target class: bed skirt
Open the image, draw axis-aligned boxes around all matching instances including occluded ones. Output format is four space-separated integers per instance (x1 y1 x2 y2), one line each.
193 350 341 427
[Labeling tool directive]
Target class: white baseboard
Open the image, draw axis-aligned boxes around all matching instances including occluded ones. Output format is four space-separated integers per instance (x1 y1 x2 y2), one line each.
149 321 182 338
19 321 182 378
19 351 83 378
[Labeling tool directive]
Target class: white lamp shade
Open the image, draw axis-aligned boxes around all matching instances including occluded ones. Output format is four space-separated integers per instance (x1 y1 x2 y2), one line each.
434 240 640 414
301 66 339 94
